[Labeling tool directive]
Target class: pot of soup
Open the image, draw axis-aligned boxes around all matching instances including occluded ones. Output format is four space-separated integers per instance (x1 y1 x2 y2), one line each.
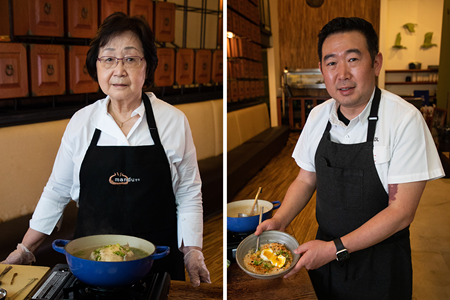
227 199 281 233
52 234 169 287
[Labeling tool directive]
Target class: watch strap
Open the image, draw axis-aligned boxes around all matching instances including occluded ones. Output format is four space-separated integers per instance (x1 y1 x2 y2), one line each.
333 238 345 252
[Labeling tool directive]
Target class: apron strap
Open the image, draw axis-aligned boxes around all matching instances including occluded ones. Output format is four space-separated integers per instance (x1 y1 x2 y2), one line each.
366 86 381 142
89 128 101 147
143 91 164 147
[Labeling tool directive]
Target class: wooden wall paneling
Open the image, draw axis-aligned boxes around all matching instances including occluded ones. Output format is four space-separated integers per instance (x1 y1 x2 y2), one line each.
175 48 194 85
154 1 176 42
239 17 247 39
277 0 380 69
67 45 98 94
231 12 240 36
194 49 212 84
237 80 245 100
0 0 10 35
248 61 254 79
244 80 251 99
0 43 29 99
129 0 154 30
65 0 98 38
154 48 174 87
100 0 127 24
227 8 232 33
211 50 223 83
13 0 64 37
250 80 256 98
29 44 65 96
230 80 238 101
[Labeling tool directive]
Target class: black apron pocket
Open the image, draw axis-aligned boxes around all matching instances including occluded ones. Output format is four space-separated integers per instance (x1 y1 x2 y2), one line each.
318 156 364 210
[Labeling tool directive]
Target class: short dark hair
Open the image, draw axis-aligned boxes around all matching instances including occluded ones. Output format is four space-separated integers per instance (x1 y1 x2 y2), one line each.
318 17 379 64
86 12 158 87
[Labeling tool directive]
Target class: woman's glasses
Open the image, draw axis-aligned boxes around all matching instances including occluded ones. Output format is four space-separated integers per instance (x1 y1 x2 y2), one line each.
97 56 145 69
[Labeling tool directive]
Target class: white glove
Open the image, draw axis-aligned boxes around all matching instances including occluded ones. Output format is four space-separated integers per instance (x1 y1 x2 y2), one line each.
183 249 211 287
1 243 36 265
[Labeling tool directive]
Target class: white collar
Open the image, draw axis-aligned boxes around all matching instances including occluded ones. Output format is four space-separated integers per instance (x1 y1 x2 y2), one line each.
329 87 376 127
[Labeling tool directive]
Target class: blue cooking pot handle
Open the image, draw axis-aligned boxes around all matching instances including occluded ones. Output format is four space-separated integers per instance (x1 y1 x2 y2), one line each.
272 201 281 209
149 246 170 260
52 239 70 254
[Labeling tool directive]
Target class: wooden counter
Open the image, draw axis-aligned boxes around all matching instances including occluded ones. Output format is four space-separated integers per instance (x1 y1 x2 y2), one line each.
227 263 317 299
169 281 223 299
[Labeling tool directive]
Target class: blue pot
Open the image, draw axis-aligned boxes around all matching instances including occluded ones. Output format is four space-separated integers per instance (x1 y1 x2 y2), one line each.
52 234 169 287
227 200 281 233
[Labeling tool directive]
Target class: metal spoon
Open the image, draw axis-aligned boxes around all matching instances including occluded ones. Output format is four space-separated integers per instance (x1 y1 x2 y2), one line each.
0 288 6 300
255 207 264 251
237 213 248 217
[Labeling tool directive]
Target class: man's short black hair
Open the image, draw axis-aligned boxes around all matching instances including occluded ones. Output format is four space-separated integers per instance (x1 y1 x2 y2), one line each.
86 12 158 87
318 17 379 64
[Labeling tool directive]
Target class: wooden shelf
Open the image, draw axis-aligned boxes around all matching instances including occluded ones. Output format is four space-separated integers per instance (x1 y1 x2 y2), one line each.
385 69 438 73
385 81 438 85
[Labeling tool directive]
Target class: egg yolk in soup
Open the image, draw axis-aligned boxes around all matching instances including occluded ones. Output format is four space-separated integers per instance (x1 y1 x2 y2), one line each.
261 248 286 268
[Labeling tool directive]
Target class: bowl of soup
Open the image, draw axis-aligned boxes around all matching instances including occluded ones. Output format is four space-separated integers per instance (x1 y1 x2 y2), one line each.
52 234 169 287
227 199 281 233
236 230 300 279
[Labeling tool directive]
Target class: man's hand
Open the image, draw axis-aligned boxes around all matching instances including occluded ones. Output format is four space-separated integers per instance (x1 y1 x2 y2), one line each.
182 246 211 287
1 244 36 265
284 240 335 278
254 217 284 236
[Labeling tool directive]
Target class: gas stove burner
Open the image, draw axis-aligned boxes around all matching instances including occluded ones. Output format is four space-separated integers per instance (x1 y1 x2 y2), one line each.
227 230 253 263
63 279 149 299
227 230 253 241
26 264 170 300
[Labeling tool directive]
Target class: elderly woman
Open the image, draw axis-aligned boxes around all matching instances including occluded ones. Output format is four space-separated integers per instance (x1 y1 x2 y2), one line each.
2 12 210 286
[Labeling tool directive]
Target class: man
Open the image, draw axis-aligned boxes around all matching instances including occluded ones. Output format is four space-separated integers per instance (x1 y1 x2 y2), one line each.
255 17 444 299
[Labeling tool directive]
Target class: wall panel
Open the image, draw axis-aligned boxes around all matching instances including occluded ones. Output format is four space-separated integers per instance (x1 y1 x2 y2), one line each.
277 0 380 69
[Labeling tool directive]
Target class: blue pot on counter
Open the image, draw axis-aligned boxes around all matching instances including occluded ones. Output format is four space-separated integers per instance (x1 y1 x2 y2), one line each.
52 234 169 287
227 199 281 233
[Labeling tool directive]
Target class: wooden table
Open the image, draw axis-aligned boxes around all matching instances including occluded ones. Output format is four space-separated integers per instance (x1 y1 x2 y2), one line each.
227 263 317 299
169 281 223 299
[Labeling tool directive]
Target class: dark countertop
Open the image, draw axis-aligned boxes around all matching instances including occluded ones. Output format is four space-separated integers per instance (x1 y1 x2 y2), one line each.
169 281 223 299
227 263 317 300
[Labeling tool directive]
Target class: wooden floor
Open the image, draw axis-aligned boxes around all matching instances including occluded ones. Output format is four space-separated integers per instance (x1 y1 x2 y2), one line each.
231 132 319 245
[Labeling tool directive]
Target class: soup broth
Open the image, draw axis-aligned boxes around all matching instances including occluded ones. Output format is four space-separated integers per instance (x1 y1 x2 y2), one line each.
73 245 149 261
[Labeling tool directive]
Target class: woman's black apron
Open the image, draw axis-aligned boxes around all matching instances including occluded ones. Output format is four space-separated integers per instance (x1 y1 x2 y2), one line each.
73 92 185 281
309 87 412 300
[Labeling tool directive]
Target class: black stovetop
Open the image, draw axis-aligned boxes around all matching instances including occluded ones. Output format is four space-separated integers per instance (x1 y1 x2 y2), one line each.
25 264 170 300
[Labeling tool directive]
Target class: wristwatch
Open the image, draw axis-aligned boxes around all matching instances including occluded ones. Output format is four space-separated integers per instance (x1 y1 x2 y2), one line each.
333 238 350 261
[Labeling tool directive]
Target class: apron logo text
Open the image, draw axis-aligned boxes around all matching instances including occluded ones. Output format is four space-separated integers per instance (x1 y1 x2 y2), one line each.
109 172 141 185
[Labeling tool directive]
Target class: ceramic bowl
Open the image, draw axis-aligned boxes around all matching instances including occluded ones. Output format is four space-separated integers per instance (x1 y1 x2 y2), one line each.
235 230 300 279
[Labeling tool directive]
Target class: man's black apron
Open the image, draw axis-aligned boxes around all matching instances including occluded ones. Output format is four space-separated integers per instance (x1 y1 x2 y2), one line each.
74 92 185 281
309 87 412 300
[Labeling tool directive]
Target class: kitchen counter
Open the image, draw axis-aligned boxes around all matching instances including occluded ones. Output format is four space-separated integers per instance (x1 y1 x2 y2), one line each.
227 263 317 299
169 281 223 299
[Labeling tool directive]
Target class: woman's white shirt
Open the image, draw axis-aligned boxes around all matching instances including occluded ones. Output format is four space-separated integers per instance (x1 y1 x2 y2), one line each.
30 92 203 249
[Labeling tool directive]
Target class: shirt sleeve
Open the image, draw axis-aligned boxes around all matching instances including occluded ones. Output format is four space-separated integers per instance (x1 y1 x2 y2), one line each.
387 109 445 184
174 116 203 249
29 127 75 235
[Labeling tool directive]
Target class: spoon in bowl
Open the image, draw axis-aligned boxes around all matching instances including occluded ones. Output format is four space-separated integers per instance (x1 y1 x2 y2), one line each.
249 187 262 216
255 207 264 251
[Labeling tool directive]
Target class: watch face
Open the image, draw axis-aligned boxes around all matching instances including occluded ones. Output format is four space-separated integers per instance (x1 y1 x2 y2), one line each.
336 250 350 261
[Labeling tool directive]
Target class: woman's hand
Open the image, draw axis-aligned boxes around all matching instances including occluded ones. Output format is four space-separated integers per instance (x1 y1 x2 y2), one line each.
182 246 211 287
1 244 36 265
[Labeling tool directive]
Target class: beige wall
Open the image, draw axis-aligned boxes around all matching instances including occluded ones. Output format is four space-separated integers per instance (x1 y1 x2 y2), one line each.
0 120 69 223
